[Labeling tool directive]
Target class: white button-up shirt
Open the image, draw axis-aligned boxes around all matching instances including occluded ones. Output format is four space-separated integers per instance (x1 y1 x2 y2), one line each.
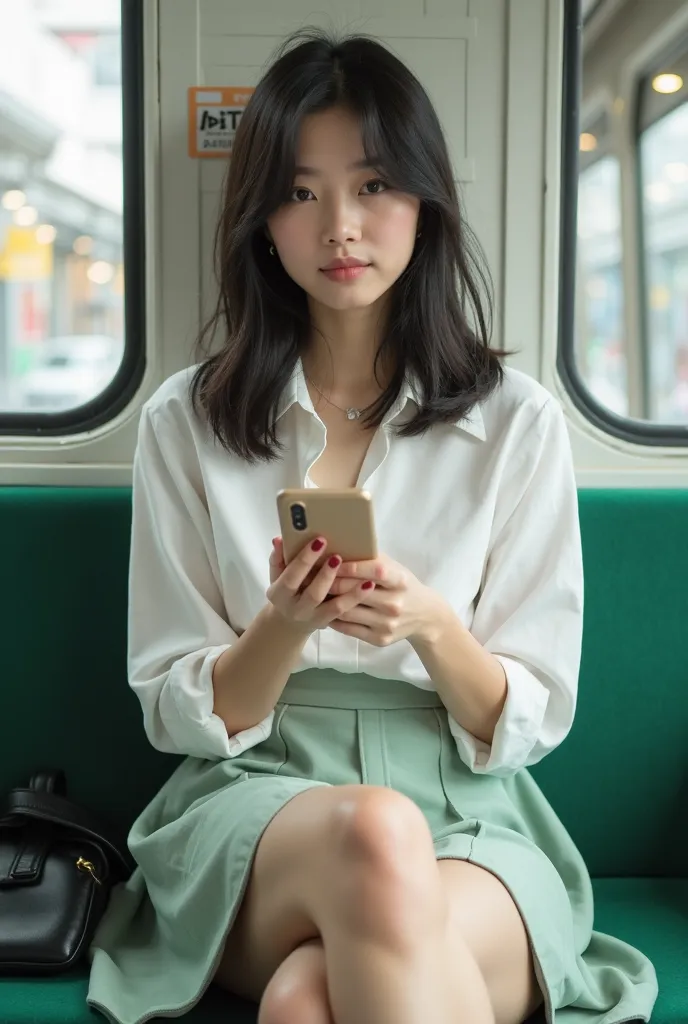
129 360 583 778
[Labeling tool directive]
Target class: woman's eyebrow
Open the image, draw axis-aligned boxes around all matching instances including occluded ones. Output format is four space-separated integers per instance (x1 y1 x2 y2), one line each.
294 158 380 175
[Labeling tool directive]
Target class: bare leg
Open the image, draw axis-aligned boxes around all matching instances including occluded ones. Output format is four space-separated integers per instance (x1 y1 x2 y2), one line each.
259 935 498 1024
258 939 334 1024
316 789 467 1024
215 784 493 1024
258 860 541 1024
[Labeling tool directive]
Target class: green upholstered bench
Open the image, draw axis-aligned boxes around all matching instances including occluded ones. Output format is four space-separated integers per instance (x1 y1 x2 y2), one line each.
0 487 686 1023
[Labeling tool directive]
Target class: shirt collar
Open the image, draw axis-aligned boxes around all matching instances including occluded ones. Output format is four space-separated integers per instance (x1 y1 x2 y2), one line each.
275 358 486 441
274 359 310 422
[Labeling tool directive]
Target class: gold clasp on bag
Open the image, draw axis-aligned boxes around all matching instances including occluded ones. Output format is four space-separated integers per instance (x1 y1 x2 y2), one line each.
76 857 102 886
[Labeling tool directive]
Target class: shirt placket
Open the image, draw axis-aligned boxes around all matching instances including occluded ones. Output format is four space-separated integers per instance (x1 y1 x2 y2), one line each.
316 422 394 671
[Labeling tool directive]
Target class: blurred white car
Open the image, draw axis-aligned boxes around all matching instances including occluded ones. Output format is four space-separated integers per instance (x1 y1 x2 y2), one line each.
20 335 124 412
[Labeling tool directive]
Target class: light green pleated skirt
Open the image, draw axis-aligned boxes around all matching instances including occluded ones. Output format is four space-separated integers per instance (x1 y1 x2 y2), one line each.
87 670 657 1024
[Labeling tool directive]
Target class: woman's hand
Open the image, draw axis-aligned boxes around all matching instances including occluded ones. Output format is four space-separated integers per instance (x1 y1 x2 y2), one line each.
267 537 374 634
327 554 447 647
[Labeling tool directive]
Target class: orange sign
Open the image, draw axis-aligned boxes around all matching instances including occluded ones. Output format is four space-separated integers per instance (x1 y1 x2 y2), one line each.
0 226 53 281
188 86 254 158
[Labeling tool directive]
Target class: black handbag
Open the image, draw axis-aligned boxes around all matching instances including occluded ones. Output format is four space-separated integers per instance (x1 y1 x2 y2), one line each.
0 769 133 975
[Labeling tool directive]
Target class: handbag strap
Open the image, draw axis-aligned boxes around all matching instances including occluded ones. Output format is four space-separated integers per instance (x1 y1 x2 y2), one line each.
4 788 133 879
28 768 67 795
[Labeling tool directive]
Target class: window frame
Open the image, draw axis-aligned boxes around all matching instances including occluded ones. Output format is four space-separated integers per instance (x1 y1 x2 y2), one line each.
557 0 688 446
0 0 145 438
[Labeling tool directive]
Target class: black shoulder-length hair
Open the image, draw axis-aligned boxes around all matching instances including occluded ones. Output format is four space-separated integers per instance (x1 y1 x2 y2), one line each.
191 28 506 462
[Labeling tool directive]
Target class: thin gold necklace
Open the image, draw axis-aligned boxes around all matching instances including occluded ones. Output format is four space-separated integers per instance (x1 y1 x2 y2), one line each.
305 373 375 421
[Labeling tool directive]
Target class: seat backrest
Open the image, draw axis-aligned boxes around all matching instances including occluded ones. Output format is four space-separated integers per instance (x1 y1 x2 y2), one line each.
531 489 688 877
0 487 686 877
0 489 179 838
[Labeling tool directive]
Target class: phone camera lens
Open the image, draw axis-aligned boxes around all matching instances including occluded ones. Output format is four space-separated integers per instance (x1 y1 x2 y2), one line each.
290 503 307 531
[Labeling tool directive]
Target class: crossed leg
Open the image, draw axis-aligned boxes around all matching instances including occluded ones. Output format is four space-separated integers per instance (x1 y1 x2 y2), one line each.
214 784 544 1024
257 859 542 1024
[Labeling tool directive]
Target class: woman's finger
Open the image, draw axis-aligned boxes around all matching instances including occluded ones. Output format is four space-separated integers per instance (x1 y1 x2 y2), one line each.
277 536 328 593
294 553 347 613
318 580 375 627
328 619 370 641
336 558 396 586
327 577 361 597
334 605 386 627
269 537 286 584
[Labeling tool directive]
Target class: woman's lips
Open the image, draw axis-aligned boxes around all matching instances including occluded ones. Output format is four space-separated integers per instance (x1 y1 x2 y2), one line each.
320 265 371 282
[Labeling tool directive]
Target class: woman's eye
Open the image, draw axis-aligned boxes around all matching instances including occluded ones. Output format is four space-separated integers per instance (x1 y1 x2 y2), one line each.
289 180 388 202
291 187 313 202
361 179 389 195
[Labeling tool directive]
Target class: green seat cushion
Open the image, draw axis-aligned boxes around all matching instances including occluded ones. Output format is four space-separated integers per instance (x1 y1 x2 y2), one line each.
0 879 684 1023
0 973 257 1023
591 878 688 1024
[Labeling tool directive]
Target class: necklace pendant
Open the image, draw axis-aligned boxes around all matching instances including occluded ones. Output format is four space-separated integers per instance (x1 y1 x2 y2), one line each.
347 408 361 420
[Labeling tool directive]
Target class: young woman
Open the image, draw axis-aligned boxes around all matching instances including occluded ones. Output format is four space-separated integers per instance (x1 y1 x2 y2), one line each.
88 29 657 1024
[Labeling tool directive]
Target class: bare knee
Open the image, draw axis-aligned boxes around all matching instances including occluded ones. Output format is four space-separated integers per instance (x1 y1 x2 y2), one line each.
329 787 444 946
215 785 442 1002
332 787 437 885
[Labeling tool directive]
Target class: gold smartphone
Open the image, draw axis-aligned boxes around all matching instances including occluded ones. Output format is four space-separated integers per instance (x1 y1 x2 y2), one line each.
276 488 378 568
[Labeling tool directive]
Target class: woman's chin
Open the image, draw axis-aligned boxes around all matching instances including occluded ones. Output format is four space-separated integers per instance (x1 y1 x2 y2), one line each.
308 282 390 312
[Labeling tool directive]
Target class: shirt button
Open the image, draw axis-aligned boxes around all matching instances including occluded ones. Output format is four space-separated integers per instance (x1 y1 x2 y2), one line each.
475 752 489 767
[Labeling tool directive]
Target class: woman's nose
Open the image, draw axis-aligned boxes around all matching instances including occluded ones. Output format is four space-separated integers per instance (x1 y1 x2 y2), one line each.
321 197 362 245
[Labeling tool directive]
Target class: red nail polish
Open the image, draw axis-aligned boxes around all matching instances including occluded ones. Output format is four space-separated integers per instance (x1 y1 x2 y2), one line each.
362 581 374 590
312 538 325 552
328 555 341 569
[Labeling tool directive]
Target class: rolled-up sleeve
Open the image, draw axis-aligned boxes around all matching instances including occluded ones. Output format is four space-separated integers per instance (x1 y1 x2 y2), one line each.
449 398 583 776
128 404 273 760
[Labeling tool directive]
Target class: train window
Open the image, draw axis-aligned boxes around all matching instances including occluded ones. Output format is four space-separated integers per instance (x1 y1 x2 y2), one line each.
638 51 688 424
0 0 144 436
575 111 627 416
561 0 688 445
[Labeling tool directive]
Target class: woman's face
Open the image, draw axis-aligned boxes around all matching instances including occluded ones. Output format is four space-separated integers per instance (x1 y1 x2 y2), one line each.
266 106 421 313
